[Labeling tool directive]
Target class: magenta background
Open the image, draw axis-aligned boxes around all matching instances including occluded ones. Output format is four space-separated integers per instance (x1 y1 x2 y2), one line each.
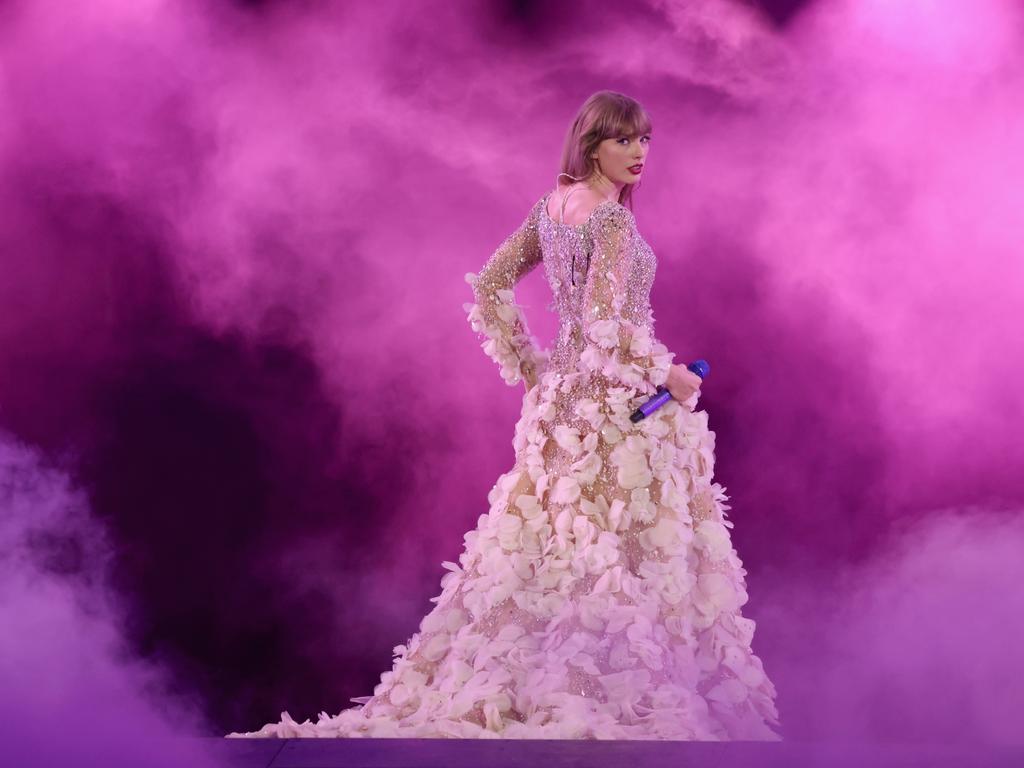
1 0 1022 762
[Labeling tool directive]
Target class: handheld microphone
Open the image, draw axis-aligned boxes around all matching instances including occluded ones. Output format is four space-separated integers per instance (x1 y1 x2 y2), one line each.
629 359 709 423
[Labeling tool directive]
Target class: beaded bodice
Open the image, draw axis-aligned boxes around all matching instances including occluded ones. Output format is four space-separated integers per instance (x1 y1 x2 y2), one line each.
536 191 658 375
464 189 671 394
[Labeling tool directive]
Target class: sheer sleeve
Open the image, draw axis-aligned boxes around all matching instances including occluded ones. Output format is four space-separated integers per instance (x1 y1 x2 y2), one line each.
578 203 675 396
463 197 549 387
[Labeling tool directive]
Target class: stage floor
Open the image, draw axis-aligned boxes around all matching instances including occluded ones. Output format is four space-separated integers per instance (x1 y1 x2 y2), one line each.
193 737 1023 768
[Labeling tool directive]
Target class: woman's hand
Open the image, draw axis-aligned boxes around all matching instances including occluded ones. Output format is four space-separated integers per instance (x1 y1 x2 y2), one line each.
664 363 702 407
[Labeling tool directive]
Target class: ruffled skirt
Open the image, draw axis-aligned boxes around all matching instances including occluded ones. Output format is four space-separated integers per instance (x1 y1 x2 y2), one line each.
227 370 782 740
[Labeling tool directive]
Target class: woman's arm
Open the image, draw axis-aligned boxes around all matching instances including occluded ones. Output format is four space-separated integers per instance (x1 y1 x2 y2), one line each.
578 203 675 396
463 197 549 387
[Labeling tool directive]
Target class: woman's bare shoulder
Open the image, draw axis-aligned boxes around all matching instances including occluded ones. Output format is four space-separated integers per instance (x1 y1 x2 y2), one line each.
548 183 613 226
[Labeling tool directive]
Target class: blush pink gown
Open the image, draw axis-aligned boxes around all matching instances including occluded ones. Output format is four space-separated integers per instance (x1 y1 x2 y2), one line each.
227 190 782 740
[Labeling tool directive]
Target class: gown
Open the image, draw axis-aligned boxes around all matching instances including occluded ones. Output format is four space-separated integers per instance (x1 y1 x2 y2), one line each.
226 190 783 740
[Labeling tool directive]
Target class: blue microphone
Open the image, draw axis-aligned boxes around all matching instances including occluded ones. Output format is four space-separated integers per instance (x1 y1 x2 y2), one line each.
629 359 710 423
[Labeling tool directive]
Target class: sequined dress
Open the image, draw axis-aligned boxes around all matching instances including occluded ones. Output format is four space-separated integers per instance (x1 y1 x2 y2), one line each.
227 190 783 740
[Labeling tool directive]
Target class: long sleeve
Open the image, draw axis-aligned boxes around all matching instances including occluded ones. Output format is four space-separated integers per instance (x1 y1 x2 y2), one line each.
463 197 549 387
578 204 674 396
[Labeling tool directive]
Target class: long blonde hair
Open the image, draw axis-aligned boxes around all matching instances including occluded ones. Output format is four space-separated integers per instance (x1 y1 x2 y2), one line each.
557 90 653 210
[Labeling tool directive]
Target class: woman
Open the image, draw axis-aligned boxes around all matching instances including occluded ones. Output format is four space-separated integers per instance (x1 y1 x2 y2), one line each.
228 91 782 740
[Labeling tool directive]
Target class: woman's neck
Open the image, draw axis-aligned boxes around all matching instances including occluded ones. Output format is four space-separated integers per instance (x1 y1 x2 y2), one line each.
561 175 622 203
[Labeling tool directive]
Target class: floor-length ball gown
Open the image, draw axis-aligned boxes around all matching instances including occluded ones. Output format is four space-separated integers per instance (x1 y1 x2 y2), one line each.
226 190 782 740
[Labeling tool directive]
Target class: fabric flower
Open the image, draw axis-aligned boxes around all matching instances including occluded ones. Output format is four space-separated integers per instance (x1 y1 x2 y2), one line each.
638 556 694 605
497 513 524 551
605 496 628 532
694 519 733 561
600 668 653 721
638 518 685 552
610 436 653 489
705 678 749 706
571 515 597 548
600 421 622 445
658 475 687 510
628 487 657 525
587 318 621 349
534 473 551 502
515 494 546 531
628 324 654 357
570 450 602 487
420 631 451 662
553 425 583 457
697 572 744 614
577 591 615 632
536 401 556 424
605 603 643 635
573 398 605 430
722 645 766 688
592 564 623 595
579 492 622 533
581 531 622 575
551 475 581 505
645 434 675 477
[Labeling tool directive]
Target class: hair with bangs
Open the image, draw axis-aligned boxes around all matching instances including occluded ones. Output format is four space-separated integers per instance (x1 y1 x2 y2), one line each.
557 90 652 209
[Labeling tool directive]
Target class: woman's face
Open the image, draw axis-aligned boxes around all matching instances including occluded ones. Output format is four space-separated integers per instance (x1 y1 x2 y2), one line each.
593 131 651 186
